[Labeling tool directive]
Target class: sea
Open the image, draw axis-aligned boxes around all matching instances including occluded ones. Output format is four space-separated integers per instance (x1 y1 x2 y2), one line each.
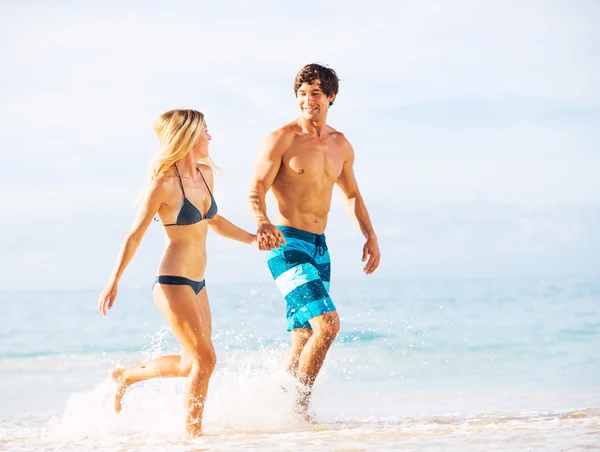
1 276 599 451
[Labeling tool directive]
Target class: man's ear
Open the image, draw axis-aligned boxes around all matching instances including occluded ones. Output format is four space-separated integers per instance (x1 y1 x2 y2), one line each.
328 93 336 106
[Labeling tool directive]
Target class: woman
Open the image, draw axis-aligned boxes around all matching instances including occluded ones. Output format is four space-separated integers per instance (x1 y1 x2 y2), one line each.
97 109 256 437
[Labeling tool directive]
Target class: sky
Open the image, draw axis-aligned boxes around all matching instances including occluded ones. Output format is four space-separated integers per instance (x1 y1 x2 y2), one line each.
0 0 598 290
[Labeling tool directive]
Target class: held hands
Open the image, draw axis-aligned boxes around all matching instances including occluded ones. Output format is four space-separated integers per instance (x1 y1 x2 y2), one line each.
98 281 118 316
362 235 381 275
256 222 287 251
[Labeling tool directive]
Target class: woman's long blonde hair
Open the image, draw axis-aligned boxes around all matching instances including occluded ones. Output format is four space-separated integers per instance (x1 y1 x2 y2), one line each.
148 109 217 180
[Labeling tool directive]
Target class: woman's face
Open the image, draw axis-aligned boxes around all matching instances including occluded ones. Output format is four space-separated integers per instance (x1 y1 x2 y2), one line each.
194 121 212 158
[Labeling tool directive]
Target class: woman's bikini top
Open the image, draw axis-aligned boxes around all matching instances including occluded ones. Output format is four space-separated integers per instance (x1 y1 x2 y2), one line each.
162 165 218 227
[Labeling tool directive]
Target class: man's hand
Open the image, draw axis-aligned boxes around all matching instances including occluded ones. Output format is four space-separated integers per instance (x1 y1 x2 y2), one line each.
361 235 380 275
256 223 287 250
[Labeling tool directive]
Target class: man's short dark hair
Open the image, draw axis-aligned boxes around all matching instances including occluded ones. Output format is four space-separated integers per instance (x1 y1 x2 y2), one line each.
294 64 339 106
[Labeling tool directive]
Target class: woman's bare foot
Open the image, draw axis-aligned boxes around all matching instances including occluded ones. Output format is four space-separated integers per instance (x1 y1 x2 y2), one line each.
186 419 203 437
186 427 203 437
110 368 129 413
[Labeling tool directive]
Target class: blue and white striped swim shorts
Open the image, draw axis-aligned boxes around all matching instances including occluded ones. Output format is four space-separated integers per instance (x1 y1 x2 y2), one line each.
266 226 336 331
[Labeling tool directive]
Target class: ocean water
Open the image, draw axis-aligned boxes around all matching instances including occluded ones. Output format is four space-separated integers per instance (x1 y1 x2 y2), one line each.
0 276 599 451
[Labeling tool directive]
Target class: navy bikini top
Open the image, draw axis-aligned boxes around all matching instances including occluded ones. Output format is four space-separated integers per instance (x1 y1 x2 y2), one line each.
162 165 218 227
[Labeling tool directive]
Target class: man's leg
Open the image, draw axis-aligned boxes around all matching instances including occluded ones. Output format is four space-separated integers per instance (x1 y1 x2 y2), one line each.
295 310 340 412
286 328 313 377
265 230 336 412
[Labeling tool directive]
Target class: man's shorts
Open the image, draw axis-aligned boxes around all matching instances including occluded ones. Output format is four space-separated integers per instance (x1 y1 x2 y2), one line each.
266 226 336 331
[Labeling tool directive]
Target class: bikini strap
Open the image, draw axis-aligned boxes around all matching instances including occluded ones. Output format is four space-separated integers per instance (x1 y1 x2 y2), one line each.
174 164 186 196
197 167 214 198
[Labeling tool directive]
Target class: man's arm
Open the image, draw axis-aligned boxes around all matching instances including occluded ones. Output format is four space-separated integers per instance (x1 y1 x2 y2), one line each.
336 138 381 274
248 130 289 250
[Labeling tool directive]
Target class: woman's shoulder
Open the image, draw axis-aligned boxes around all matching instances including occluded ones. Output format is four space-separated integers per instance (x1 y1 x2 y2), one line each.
196 162 215 182
150 169 180 193
196 162 213 173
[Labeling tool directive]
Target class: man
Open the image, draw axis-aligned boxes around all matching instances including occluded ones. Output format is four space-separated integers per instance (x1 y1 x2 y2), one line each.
248 63 380 416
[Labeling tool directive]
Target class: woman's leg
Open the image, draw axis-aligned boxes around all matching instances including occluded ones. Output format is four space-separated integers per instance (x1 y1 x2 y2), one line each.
110 286 212 413
198 286 212 336
153 284 216 437
111 353 192 413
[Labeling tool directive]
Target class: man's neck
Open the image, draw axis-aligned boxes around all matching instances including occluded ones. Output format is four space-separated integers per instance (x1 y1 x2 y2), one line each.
297 116 328 137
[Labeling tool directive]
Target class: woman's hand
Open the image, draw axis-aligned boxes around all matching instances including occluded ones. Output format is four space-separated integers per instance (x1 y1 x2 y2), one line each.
98 282 118 316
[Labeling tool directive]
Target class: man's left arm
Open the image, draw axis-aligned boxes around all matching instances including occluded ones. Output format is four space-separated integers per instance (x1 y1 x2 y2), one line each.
336 139 381 275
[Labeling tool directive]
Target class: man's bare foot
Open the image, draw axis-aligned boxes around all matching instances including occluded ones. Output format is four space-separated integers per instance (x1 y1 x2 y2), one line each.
109 368 129 413
293 389 317 424
298 410 318 424
292 403 318 424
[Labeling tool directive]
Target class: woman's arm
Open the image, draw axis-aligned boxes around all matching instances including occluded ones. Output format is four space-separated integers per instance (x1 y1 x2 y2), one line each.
98 178 168 315
207 214 257 245
199 163 257 246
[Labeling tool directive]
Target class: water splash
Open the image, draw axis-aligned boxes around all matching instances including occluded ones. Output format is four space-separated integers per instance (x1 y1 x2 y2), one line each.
47 348 310 440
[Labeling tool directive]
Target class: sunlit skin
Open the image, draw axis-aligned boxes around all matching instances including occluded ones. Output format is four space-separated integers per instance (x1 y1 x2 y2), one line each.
249 78 381 416
98 120 257 437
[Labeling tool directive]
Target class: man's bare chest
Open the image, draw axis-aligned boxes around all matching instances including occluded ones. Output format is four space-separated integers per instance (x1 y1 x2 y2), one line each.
283 141 344 181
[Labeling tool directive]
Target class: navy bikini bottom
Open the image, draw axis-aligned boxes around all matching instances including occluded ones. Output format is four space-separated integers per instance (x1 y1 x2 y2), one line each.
153 275 206 295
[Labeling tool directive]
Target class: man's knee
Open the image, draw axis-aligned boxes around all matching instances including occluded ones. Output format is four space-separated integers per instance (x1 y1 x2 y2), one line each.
311 311 340 340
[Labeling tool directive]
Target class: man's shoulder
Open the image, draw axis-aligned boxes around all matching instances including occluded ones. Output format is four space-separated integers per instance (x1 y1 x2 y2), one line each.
272 121 301 138
326 125 352 148
262 121 299 150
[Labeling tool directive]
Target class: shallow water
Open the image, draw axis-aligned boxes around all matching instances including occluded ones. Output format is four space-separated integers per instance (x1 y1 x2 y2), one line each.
1 277 599 450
